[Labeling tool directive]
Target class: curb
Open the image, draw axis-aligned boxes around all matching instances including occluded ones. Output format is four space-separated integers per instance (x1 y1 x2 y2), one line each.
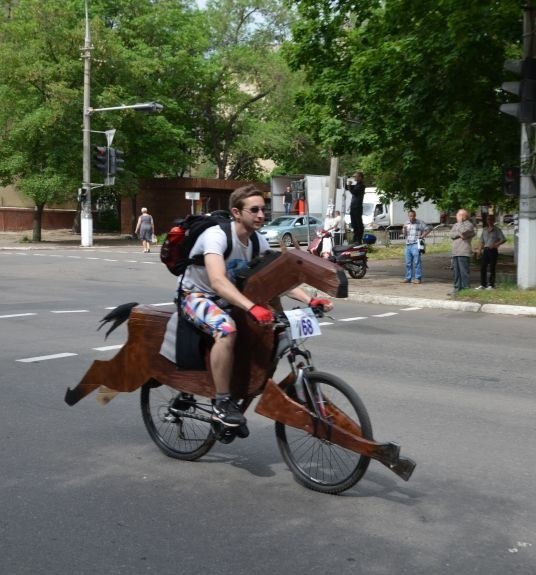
345 292 536 316
345 292 482 313
480 303 536 316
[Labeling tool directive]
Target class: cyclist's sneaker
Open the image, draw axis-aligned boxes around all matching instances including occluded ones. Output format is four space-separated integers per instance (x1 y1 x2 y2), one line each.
212 398 246 427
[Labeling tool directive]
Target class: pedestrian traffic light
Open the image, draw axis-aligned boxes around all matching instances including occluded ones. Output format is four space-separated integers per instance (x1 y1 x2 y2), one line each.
502 165 520 197
93 146 109 174
109 147 124 176
500 58 536 123
77 187 88 202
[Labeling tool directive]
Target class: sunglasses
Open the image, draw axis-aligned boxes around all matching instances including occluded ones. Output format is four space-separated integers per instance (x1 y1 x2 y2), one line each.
241 206 266 214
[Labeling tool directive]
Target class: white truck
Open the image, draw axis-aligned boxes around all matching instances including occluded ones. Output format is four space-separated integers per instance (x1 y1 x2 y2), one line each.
364 187 441 229
270 174 345 220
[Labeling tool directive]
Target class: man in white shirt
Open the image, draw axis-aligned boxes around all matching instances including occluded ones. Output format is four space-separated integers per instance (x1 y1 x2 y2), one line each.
401 210 430 284
178 185 332 428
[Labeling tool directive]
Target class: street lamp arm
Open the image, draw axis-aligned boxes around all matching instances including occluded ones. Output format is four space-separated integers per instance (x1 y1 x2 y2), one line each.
87 102 164 114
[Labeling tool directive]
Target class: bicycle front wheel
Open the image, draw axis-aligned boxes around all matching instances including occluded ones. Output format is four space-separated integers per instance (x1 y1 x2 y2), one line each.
140 382 216 461
275 371 372 494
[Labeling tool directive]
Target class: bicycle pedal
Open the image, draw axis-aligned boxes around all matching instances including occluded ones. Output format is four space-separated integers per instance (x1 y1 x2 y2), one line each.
211 422 237 444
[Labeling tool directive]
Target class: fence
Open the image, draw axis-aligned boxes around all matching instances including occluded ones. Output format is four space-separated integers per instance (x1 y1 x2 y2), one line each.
370 223 515 246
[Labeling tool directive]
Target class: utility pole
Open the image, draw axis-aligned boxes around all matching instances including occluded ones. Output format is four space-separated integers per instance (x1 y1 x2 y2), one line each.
518 1 536 288
81 0 93 247
327 156 339 216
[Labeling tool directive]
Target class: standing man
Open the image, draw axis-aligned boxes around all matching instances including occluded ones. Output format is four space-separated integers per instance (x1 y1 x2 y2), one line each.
449 209 475 294
401 210 430 284
475 214 506 290
348 171 365 244
173 185 332 428
284 186 293 215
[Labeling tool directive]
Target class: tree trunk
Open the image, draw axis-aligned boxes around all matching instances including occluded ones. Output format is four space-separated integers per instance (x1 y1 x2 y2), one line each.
32 203 44 242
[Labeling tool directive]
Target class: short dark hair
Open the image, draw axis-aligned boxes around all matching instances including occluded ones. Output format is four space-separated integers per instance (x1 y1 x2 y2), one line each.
229 185 265 211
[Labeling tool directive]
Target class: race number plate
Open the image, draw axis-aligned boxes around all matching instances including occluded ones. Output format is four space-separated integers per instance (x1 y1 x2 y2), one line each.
284 308 322 340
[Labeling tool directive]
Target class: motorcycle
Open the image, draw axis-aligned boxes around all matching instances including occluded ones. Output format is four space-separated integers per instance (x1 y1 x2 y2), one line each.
307 230 377 279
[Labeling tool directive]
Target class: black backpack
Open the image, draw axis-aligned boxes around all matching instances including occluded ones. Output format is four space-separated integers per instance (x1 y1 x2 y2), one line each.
160 214 260 276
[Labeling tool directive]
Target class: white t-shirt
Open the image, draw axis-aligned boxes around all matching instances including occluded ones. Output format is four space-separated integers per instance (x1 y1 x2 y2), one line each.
178 221 270 298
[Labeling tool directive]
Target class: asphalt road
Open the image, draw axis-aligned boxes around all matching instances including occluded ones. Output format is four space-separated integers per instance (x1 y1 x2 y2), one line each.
1 247 535 575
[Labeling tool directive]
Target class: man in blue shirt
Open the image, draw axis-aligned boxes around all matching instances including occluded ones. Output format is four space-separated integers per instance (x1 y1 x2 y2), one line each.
401 210 430 284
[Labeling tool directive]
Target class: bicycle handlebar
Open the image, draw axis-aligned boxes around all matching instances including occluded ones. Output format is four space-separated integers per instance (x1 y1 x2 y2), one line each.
273 305 325 328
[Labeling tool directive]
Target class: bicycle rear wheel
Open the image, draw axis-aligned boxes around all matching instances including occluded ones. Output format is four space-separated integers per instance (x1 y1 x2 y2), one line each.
140 382 215 461
275 371 372 494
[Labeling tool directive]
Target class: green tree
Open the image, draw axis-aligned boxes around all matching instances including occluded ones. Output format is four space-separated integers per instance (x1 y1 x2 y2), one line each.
287 0 522 211
0 0 205 238
0 0 84 239
191 0 307 179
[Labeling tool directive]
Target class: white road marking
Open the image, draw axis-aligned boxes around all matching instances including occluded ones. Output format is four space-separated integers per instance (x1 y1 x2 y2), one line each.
372 312 398 317
85 257 101 260
318 321 334 326
17 352 77 363
401 307 422 311
0 313 37 319
67 255 82 259
93 344 123 351
102 259 118 262
50 310 89 314
339 316 367 322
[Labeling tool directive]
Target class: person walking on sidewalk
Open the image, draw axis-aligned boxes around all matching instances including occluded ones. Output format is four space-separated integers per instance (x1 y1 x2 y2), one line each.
135 207 155 253
475 214 506 290
449 209 475 294
401 210 430 284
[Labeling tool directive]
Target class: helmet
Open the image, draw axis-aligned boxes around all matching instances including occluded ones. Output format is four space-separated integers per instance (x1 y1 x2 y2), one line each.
363 233 377 245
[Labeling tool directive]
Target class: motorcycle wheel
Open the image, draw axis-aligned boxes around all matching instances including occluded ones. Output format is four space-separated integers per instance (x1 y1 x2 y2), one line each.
347 262 367 279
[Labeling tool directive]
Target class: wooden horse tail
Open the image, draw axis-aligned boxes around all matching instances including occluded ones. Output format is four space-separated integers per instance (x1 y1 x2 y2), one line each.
97 302 139 339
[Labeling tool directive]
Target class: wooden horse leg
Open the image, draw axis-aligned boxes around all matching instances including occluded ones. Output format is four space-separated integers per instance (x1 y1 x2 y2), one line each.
255 379 416 481
64 347 145 406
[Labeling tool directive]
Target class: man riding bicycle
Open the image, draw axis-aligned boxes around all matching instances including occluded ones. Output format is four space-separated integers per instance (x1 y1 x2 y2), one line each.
175 184 332 428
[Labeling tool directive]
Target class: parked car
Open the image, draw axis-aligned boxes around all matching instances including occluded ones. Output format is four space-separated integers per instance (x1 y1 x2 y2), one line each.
259 215 322 247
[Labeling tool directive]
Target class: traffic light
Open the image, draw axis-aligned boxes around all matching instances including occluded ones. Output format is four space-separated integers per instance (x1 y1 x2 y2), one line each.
502 165 520 197
500 58 536 123
93 145 109 174
109 147 124 176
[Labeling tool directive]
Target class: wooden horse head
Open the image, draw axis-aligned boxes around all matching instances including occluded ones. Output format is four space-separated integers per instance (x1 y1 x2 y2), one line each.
237 246 348 306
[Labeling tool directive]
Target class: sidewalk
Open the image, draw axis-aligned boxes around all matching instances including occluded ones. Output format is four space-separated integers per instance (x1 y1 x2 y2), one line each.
2 229 535 316
343 251 536 316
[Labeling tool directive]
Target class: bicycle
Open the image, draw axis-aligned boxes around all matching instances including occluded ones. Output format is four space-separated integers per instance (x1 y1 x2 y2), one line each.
65 246 415 494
